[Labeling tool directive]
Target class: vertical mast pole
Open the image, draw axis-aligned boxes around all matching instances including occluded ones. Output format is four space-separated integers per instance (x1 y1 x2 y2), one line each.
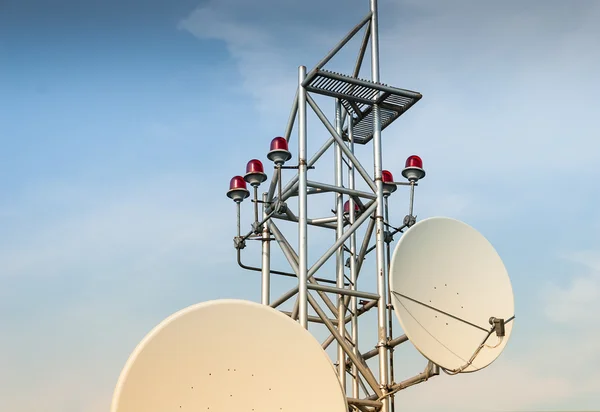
298 65 309 329
370 0 390 410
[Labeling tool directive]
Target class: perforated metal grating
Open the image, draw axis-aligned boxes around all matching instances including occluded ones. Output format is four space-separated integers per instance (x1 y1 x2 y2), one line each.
304 69 422 144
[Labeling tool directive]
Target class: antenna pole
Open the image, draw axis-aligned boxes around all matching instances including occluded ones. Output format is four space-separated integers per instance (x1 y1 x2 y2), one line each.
298 65 309 329
370 0 390 409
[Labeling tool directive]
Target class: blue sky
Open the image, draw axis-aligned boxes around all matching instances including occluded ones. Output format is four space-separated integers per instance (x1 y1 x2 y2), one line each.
1 0 600 411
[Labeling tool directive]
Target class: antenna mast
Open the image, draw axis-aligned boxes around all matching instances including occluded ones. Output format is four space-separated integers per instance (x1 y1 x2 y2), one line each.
111 3 516 411
228 0 429 410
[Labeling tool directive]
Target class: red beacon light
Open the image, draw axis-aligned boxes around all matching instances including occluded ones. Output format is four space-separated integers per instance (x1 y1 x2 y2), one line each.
401 155 426 182
227 176 250 203
343 200 360 214
382 170 397 197
267 137 292 166
244 159 267 187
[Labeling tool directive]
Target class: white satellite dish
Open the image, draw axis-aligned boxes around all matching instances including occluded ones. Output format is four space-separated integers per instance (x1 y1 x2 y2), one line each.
111 299 347 412
389 217 515 373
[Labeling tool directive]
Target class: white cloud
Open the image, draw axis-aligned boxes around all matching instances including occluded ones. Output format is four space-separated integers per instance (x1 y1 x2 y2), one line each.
178 2 299 123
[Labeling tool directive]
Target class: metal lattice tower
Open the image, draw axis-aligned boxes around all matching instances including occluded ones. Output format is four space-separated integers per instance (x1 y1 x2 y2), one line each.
228 1 431 411
109 2 515 410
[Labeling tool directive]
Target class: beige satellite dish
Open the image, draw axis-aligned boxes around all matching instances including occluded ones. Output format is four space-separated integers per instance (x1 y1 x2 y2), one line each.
389 217 515 373
111 299 347 412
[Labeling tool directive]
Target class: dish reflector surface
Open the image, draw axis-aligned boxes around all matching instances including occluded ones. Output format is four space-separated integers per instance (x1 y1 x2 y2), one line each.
389 217 514 372
111 299 347 412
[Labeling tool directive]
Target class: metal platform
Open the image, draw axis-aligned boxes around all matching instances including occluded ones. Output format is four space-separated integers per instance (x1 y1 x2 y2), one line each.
303 69 422 144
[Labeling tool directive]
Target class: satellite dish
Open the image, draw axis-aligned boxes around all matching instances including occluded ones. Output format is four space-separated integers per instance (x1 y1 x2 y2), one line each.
111 299 347 412
389 217 515 373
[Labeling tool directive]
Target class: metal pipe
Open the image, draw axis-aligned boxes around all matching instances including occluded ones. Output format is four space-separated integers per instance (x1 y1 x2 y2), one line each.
353 404 372 412
322 333 335 350
355 298 379 317
309 216 338 225
284 206 297 222
356 374 373 398
340 206 376 317
355 215 376 278
280 180 299 202
307 283 379 300
353 20 371 78
368 362 439 400
306 12 372 78
270 282 297 309
261 193 270 305
369 1 389 411
308 292 382 397
306 94 377 193
266 224 300 309
361 335 408 362
281 311 337 325
348 120 360 398
291 295 300 321
278 165 283 203
347 398 383 409
388 334 408 348
298 65 308 329
237 248 338 285
384 196 395 388
335 99 346 389
409 181 415 216
271 211 337 229
236 201 241 238
306 187 322 195
307 180 376 200
253 186 259 226
284 88 299 141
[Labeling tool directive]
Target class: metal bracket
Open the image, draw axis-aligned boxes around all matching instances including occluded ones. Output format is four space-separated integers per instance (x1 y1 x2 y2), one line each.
251 221 261 235
383 230 393 244
403 214 416 227
233 236 246 250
